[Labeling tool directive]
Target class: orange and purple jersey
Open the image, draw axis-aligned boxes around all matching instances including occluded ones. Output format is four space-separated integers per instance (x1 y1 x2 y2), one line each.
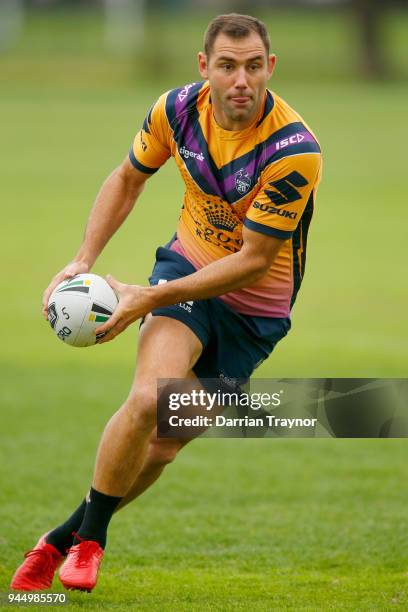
130 81 322 318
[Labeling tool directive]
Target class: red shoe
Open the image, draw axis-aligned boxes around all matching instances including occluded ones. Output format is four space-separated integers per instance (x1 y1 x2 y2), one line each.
10 534 64 591
58 535 104 592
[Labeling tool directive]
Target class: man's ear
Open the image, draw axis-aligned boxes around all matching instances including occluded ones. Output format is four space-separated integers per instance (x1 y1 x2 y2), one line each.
198 52 208 79
267 54 277 79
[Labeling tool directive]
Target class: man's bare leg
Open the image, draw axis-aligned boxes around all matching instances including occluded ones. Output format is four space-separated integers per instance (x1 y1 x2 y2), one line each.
10 315 202 591
55 315 203 587
116 431 188 511
92 315 202 497
117 374 224 512
41 315 201 557
11 317 207 591
59 314 203 556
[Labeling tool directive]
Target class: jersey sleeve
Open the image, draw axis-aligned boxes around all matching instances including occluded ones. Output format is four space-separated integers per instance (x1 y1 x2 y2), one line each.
129 92 172 174
244 152 322 239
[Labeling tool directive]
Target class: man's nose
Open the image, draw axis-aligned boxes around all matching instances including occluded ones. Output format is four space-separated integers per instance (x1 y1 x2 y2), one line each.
234 67 249 89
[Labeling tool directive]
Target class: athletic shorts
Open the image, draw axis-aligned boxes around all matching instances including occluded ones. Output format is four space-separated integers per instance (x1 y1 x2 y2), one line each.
148 240 291 385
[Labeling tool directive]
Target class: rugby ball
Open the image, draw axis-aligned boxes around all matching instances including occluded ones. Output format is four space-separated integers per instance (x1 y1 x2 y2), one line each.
47 273 118 347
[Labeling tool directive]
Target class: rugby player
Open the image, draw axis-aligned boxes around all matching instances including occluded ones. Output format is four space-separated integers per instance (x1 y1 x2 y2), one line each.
11 13 322 592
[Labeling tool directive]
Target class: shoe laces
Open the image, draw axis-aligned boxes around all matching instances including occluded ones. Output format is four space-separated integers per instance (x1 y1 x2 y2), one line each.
23 549 55 575
71 532 101 567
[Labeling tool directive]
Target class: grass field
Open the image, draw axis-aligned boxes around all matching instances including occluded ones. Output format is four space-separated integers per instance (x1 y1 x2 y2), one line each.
1 7 408 611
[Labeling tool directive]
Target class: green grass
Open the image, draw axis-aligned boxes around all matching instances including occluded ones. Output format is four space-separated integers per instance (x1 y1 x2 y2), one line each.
1 371 408 610
1 8 408 611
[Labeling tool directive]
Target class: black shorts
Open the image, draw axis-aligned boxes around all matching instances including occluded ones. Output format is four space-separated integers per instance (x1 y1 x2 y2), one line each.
148 243 291 384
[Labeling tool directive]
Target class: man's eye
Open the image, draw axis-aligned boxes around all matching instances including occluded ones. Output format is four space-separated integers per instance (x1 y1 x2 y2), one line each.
222 64 233 71
249 64 261 71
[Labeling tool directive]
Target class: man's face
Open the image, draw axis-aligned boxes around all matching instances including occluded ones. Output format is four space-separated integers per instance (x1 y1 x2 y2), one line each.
198 31 276 130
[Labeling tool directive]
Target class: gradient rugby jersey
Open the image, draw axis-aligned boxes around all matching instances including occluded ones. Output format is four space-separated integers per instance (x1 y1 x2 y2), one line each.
130 81 322 318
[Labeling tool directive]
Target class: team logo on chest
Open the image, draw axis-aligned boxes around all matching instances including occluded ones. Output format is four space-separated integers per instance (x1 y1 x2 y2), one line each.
204 204 238 232
235 168 252 195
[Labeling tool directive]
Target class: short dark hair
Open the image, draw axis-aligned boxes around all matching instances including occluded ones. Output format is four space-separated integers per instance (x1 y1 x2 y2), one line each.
204 13 270 58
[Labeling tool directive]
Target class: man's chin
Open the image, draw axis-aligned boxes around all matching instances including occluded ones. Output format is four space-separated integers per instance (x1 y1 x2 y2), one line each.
229 108 255 124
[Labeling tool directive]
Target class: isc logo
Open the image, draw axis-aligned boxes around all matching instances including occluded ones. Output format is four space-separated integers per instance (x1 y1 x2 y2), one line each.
178 83 196 102
275 133 305 150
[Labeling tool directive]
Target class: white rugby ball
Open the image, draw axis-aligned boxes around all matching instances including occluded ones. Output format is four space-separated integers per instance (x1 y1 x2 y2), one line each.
47 273 118 347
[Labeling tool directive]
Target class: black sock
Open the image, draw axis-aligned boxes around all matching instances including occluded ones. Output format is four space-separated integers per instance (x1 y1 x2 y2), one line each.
73 487 122 549
45 499 87 555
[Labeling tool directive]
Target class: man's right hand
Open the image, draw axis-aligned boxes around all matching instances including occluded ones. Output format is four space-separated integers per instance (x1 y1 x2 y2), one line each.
42 261 90 320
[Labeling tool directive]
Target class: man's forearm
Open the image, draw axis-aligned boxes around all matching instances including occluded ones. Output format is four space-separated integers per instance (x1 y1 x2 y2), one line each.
74 166 144 268
148 248 269 309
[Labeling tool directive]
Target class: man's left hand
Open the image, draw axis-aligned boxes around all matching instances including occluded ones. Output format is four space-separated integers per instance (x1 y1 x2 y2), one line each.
95 275 156 344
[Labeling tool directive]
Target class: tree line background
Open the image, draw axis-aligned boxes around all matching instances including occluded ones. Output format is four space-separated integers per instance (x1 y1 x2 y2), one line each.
1 0 407 81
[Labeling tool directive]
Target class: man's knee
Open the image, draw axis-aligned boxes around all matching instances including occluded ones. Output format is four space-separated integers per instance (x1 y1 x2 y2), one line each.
123 384 158 431
147 438 184 467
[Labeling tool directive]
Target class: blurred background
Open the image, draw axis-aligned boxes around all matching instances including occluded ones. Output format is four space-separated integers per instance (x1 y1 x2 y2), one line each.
1 0 408 84
1 0 407 377
1 2 408 607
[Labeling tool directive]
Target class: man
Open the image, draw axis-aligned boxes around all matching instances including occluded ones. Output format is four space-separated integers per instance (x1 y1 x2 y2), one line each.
11 13 322 592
